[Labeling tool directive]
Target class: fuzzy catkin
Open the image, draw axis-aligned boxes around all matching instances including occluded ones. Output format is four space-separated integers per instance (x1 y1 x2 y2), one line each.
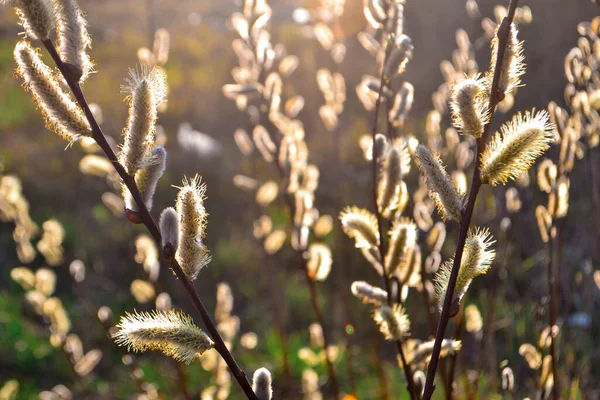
373 304 410 340
340 206 380 249
252 368 273 400
306 243 332 281
480 110 553 186
14 41 91 142
434 228 495 311
6 0 56 40
351 281 388 307
54 0 93 82
489 23 524 96
112 310 213 364
175 176 211 281
450 76 489 138
415 144 463 221
385 217 417 277
124 146 167 211
120 65 166 175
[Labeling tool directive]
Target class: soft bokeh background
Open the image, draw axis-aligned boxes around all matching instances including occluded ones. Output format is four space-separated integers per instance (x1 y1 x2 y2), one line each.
1 0 599 399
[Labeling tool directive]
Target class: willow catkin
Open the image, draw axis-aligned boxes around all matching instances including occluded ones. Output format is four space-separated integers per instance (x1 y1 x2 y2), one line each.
389 82 414 127
120 65 166 175
406 339 462 368
252 368 273 400
480 110 553 186
306 243 332 281
373 304 410 341
10 266 36 290
489 22 524 96
124 146 166 211
537 158 557 193
159 207 179 249
415 144 463 221
450 75 489 138
351 281 388 307
5 0 56 40
112 310 214 364
14 41 91 142
54 0 93 82
434 228 495 313
175 176 211 281
385 217 417 277
340 206 380 249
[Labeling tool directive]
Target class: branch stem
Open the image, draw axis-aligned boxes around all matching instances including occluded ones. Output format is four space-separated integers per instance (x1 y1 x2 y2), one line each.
41 39 258 400
370 36 419 400
421 1 519 397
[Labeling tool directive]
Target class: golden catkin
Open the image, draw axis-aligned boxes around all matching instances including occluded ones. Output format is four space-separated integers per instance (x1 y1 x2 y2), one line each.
10 266 36 290
340 206 380 249
7 0 56 40
389 82 414 127
415 144 464 221
351 281 388 307
384 217 417 277
537 158 557 193
480 110 553 186
113 310 214 364
373 304 410 341
175 176 211 281
406 339 462 368
536 205 552 243
252 368 273 400
489 22 524 96
450 75 489 138
120 65 166 175
54 0 93 82
434 228 495 311
14 41 91 142
306 243 332 281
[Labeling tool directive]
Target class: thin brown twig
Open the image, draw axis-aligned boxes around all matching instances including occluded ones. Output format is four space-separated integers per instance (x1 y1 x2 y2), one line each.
421 1 520 397
370 34 419 400
40 38 258 400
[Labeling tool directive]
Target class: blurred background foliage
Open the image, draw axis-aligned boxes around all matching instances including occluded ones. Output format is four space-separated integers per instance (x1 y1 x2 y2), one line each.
0 0 599 399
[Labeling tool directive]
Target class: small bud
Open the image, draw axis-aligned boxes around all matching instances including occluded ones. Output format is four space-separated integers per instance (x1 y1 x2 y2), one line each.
113 309 214 364
480 110 553 186
159 207 179 250
252 367 273 400
415 144 464 221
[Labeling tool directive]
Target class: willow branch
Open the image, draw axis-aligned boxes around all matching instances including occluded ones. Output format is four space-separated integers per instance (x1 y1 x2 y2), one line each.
421 1 520 398
41 38 258 400
370 35 419 400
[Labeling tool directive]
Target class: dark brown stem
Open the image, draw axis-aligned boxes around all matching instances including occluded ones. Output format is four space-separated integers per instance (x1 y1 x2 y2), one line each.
41 39 258 400
370 36 419 400
546 225 559 400
446 301 465 399
422 1 519 398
